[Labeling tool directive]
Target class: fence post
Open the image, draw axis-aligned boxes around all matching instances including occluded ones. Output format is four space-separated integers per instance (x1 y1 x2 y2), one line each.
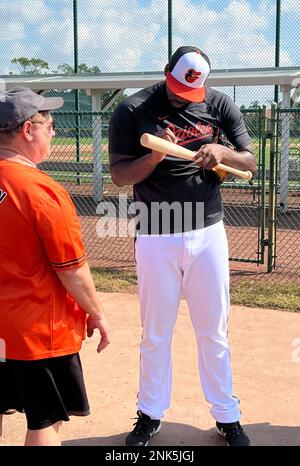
91 94 103 203
267 103 278 272
274 0 281 103
260 106 267 265
279 85 291 212
73 0 81 185
168 0 172 60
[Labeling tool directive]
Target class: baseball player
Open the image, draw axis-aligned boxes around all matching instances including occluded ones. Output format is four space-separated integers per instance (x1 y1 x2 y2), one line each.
0 87 110 446
109 46 257 446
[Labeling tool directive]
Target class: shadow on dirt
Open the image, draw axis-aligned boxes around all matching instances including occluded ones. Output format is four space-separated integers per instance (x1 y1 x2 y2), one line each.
63 421 300 446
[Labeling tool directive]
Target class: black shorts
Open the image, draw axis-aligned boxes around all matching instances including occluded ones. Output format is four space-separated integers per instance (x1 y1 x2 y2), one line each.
0 353 90 430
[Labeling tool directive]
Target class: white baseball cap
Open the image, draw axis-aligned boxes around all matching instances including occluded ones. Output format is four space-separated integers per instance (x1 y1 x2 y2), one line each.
165 46 211 103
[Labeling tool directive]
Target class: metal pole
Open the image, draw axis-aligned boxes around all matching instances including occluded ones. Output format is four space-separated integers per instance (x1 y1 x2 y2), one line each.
260 106 267 265
73 0 81 185
168 0 172 61
91 95 103 203
274 0 281 103
73 0 78 74
267 103 278 272
279 85 291 212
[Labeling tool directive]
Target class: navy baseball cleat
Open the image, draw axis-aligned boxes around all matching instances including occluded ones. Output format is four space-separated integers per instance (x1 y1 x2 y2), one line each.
216 421 251 446
125 410 161 446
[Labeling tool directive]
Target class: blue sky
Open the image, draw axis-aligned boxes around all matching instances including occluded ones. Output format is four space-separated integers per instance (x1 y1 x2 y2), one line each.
1 0 298 72
0 0 299 105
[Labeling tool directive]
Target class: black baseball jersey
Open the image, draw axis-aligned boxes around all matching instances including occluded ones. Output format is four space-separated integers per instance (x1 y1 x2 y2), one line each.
109 82 251 234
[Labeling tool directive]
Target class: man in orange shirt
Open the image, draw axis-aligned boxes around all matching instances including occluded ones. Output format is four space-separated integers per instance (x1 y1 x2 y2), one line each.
0 87 110 446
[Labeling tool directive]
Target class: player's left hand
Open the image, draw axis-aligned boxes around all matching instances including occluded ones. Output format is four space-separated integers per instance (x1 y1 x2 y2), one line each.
193 143 230 170
87 314 110 353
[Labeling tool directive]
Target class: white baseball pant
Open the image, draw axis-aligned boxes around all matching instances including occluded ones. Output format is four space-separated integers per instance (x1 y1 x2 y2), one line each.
135 220 240 423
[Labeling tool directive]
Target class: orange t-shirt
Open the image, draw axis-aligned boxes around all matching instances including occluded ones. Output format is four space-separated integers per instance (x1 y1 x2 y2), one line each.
0 160 87 360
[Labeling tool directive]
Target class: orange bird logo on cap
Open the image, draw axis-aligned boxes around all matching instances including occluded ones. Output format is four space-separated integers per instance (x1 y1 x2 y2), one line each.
185 69 201 83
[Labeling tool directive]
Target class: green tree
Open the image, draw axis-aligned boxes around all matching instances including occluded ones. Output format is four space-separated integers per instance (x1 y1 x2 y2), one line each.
56 63 101 74
290 102 300 137
11 57 49 74
79 63 100 74
9 57 127 113
249 100 260 109
56 63 74 74
240 102 261 138
55 62 126 112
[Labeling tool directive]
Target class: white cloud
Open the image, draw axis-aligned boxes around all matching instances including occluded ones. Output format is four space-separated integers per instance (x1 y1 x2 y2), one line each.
282 0 300 15
39 18 74 57
169 0 282 69
225 0 269 28
0 0 51 23
0 22 25 43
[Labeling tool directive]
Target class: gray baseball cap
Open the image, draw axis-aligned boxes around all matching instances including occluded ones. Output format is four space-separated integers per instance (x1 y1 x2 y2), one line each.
0 86 64 131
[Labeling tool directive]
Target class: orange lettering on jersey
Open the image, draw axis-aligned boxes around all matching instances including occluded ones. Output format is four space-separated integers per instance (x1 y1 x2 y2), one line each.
167 122 213 143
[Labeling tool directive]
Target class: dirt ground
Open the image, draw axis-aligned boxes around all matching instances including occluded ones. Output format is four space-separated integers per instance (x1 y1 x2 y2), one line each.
1 292 300 447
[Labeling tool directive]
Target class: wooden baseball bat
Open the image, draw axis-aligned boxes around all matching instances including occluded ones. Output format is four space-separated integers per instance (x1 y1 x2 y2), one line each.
140 133 253 181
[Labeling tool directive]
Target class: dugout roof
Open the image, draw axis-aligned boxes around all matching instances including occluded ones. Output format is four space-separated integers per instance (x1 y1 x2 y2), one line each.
2 67 300 92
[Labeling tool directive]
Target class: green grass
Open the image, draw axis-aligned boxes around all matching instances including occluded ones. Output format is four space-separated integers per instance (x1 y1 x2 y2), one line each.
91 267 137 293
51 137 108 146
231 281 300 312
49 172 112 183
50 137 299 171
52 137 80 145
91 267 300 312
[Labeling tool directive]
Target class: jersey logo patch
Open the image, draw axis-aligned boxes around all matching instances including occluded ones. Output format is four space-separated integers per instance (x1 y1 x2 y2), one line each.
0 189 8 204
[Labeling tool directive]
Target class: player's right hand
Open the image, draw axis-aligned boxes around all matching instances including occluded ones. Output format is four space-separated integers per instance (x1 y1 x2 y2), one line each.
155 127 178 144
151 128 178 163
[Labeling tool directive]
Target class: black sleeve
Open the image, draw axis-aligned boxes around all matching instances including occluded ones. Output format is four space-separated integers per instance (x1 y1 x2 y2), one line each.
108 102 139 157
218 94 252 151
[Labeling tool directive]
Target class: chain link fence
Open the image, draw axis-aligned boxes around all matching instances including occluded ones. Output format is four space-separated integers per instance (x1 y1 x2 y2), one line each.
43 98 299 284
223 109 263 265
274 108 300 279
0 0 299 284
0 0 299 107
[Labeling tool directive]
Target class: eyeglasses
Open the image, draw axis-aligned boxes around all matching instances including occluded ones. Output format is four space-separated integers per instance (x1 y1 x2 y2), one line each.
30 118 56 134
